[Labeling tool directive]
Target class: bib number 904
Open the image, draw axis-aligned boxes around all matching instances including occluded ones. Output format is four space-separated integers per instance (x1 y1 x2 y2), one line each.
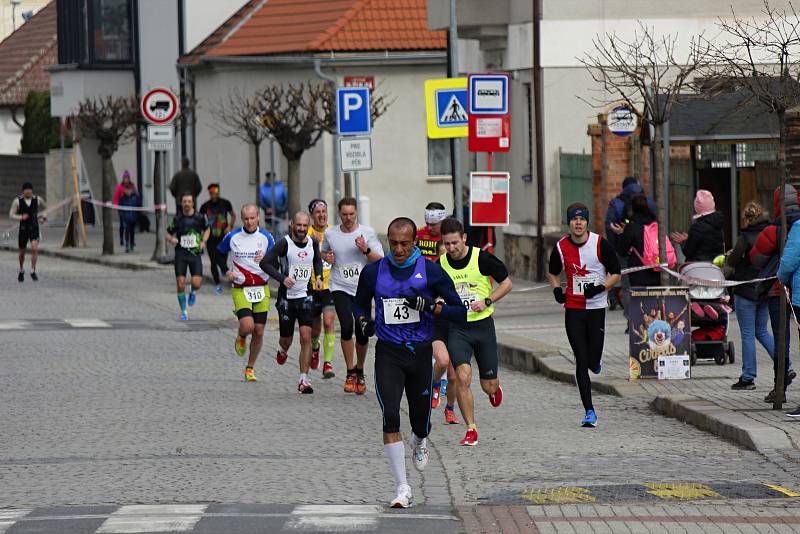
340 264 360 279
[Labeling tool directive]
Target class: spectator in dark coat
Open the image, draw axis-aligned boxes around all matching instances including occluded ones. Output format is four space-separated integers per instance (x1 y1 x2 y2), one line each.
168 157 202 213
119 185 140 252
670 189 726 262
610 194 661 287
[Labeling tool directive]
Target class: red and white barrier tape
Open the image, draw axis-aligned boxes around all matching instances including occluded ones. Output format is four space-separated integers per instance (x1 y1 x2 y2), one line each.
86 199 167 212
1 196 74 236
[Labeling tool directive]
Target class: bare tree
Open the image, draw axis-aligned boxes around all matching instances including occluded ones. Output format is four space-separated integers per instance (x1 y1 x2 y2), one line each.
72 96 140 255
209 88 269 208
257 82 390 216
712 0 800 408
580 22 711 285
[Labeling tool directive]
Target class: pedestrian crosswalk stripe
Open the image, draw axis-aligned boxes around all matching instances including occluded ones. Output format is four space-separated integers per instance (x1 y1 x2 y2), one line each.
0 320 31 330
96 504 207 533
0 509 31 534
64 318 112 328
286 505 381 531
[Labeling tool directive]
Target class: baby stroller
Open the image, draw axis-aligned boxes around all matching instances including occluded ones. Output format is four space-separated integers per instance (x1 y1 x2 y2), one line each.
681 262 735 366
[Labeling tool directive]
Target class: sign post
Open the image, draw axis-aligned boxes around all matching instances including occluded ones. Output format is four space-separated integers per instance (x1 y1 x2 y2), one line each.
469 172 510 226
337 86 372 212
141 87 178 263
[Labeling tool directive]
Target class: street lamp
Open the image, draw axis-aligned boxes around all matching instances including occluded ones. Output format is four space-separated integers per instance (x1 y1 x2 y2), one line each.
10 0 21 32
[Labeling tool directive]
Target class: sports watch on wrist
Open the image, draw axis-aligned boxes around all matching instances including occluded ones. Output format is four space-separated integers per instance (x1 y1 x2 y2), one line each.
484 297 493 307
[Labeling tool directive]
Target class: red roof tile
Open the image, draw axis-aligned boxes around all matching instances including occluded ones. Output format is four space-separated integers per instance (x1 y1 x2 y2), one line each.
0 1 56 106
184 0 445 62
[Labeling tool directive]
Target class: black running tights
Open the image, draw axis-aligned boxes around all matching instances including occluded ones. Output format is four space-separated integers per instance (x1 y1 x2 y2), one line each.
564 308 606 411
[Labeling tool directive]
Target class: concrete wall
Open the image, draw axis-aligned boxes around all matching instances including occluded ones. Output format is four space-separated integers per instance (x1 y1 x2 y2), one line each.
191 60 454 233
0 110 22 155
0 154 45 216
50 70 136 117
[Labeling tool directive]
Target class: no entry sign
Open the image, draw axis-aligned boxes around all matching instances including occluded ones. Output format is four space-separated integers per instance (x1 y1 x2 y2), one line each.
470 172 510 226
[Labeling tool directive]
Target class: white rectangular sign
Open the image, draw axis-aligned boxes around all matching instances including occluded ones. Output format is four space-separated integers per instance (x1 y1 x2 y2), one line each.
340 137 373 171
147 124 174 151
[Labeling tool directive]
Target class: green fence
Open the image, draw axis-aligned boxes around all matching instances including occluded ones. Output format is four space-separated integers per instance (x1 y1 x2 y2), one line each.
559 150 593 226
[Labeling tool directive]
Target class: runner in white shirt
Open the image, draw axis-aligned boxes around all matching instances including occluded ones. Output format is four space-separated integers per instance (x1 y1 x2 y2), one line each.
321 197 384 394
217 203 275 382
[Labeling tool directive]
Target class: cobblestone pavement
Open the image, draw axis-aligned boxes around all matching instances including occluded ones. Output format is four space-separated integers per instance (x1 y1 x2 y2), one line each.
3 253 800 533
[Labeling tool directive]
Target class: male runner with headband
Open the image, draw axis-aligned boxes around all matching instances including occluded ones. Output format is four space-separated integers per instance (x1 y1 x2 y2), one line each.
548 202 620 427
307 198 336 378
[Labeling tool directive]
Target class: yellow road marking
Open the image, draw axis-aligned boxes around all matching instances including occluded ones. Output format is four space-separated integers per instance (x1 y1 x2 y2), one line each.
644 483 722 500
764 483 800 497
522 487 596 505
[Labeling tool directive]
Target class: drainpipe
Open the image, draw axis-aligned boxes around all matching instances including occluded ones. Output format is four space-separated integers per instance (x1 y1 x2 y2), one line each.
314 59 341 218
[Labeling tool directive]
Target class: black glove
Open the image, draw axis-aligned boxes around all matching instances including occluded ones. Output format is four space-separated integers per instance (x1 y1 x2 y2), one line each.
359 316 375 337
404 294 435 313
553 287 566 304
583 284 606 299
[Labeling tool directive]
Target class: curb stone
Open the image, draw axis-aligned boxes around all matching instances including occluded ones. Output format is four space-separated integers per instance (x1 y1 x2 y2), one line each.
496 332 794 454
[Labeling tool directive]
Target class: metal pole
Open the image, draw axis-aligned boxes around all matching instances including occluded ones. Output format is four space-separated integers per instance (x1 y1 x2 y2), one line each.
730 144 738 241
354 170 361 212
449 0 463 222
270 144 277 235
313 60 340 221
60 118 67 223
662 120 670 232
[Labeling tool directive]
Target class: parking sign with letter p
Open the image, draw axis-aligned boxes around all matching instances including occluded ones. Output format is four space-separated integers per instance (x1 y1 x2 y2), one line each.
337 87 371 136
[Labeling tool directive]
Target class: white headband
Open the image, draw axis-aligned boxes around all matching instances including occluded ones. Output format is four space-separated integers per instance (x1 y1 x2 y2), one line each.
425 209 447 224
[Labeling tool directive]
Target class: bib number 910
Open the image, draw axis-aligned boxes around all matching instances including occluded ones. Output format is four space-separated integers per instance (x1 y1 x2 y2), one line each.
243 285 265 303
382 298 420 325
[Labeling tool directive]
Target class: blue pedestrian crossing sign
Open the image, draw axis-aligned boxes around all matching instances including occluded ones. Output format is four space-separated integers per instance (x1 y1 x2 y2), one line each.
425 77 468 138
337 87 371 136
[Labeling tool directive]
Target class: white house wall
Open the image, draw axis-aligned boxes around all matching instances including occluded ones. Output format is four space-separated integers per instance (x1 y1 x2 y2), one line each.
0 110 22 155
192 62 452 234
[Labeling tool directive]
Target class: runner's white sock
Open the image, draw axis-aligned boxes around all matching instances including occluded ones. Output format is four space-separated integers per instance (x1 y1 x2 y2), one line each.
383 442 407 488
299 373 307 383
409 434 426 449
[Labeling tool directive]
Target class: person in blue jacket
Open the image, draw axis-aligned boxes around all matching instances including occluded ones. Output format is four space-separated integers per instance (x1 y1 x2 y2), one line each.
119 185 140 252
777 216 800 418
259 172 287 236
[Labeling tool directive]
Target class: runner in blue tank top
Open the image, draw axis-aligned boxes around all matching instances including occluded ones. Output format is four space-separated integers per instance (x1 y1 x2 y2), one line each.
354 217 466 508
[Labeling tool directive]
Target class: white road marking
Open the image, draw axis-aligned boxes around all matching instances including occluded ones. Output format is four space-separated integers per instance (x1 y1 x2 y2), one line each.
0 509 31 534
0 320 31 330
96 504 207 533
64 318 112 328
285 505 381 531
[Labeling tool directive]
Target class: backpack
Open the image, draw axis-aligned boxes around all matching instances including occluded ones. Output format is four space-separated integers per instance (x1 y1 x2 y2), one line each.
632 222 676 271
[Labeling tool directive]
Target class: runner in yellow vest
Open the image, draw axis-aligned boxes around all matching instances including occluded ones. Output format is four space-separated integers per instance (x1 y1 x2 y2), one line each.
308 198 337 378
439 218 513 446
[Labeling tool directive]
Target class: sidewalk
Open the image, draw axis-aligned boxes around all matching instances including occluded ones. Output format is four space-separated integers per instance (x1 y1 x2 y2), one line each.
496 285 800 460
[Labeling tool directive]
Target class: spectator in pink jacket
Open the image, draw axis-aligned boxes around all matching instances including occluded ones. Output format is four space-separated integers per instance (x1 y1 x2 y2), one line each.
113 170 137 246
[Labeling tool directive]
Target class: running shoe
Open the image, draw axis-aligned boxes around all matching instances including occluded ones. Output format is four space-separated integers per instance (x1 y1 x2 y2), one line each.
18 271 23 282
390 484 413 509
244 367 257 382
440 378 448 397
591 362 602 375
786 406 800 418
412 441 429 471
188 291 196 307
214 286 222 295
489 385 503 407
310 349 320 370
276 349 288 365
356 374 367 395
322 362 335 379
344 372 357 393
180 311 188 321
298 379 314 394
235 335 247 357
30 271 38 282
459 428 478 446
431 381 441 409
444 406 459 425
581 409 598 428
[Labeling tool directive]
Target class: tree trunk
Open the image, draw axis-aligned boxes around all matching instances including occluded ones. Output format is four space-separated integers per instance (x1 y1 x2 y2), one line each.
101 155 114 255
774 108 788 409
151 151 166 262
653 124 670 286
287 157 301 217
254 141 262 208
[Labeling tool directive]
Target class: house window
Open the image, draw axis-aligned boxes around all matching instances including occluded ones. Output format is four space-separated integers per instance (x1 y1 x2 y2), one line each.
91 0 132 62
57 0 133 66
427 138 452 176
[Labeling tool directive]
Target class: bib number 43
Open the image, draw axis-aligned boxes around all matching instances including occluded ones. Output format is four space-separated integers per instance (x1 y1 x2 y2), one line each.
382 298 420 325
